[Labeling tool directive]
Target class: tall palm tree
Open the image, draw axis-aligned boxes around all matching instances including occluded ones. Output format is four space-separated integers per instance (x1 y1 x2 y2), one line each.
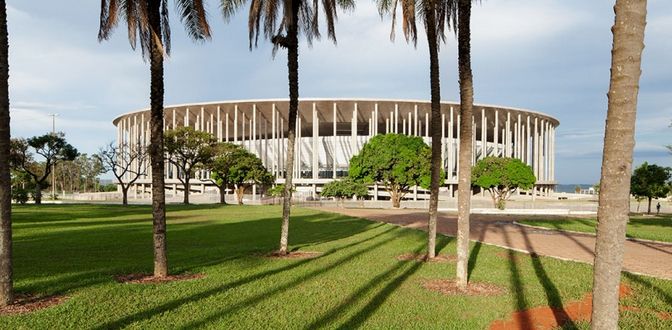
221 0 354 255
591 0 647 328
455 0 474 290
98 0 212 278
376 0 457 261
0 0 13 307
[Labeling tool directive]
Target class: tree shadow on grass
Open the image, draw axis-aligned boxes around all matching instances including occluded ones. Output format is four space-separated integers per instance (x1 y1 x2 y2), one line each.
93 226 400 330
306 245 425 329
521 230 575 328
502 229 532 326
13 206 386 297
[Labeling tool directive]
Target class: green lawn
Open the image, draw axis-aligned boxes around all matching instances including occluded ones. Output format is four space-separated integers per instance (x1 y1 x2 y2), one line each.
519 215 672 243
1 205 670 329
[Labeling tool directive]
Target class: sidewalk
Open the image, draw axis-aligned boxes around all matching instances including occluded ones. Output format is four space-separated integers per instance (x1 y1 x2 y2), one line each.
318 207 672 280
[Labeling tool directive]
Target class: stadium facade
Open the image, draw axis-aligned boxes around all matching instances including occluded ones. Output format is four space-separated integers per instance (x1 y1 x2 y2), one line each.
113 98 559 199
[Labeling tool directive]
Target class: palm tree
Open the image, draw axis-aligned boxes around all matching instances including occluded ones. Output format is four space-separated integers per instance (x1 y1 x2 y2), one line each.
98 0 212 278
220 0 354 255
376 0 457 261
0 0 13 307
591 0 647 328
455 0 474 290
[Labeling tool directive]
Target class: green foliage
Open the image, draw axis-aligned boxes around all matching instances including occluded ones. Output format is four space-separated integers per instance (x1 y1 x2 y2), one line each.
2 204 670 329
164 127 218 181
267 184 292 198
209 143 273 188
321 179 369 200
631 162 672 213
206 142 273 204
100 184 119 192
9 133 79 202
472 157 536 209
11 188 29 204
349 134 440 206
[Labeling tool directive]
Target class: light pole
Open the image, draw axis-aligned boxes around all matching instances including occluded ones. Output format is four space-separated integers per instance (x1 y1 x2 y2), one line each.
48 113 58 200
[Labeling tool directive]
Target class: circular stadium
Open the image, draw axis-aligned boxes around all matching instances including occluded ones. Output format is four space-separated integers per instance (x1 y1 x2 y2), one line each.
112 98 559 200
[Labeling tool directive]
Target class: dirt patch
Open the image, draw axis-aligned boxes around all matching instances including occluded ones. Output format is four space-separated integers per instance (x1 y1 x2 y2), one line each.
114 273 205 284
0 294 68 315
265 251 323 259
423 279 505 296
397 253 456 263
490 284 631 330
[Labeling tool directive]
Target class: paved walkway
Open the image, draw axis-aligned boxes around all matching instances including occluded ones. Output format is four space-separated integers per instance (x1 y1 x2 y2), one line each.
317 207 672 280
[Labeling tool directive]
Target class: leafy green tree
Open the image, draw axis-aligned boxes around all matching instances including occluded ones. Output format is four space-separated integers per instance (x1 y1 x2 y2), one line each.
98 0 212 278
227 150 273 205
471 157 535 210
164 127 217 205
207 143 273 205
321 178 368 207
630 162 671 214
221 0 354 255
349 134 440 208
376 0 457 260
207 143 241 204
9 133 79 205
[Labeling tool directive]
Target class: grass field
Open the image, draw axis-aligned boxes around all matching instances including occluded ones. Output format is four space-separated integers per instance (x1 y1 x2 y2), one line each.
1 204 671 329
519 215 672 243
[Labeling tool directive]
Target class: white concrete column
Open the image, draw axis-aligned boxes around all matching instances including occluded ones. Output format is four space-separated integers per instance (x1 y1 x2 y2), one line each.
494 110 499 156
253 104 258 154
448 106 454 180
374 103 379 135
272 105 277 177
481 108 486 159
333 103 337 178
534 117 539 179
352 103 358 154
414 105 419 136
505 112 511 157
185 108 190 127
312 103 318 180
394 103 399 133
172 108 176 130
456 113 461 177
408 112 412 136
234 105 238 142
225 112 230 142
217 106 221 141
425 113 430 138
441 112 446 170
200 107 205 131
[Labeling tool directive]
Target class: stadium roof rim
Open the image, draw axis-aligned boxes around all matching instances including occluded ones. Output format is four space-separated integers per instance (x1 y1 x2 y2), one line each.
113 98 559 126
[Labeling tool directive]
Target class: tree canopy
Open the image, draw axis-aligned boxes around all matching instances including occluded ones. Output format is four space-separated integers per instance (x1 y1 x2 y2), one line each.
321 178 368 204
471 157 535 210
9 133 79 204
348 133 440 208
630 162 671 214
164 127 217 204
208 143 273 205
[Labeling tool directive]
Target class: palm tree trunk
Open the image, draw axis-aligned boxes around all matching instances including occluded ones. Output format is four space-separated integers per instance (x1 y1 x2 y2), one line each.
425 2 442 260
456 0 474 290
148 0 168 278
591 1 647 328
236 186 244 205
279 0 300 256
0 0 13 307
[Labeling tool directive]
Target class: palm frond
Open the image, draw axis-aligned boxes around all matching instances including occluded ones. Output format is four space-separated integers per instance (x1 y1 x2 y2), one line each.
221 0 248 22
176 0 213 41
162 0 172 55
98 0 119 41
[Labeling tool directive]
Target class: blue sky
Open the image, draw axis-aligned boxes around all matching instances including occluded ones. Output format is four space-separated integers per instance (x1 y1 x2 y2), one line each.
6 0 671 184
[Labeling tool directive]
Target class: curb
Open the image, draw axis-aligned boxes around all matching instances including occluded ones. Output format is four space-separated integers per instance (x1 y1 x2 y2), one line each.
513 221 672 247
